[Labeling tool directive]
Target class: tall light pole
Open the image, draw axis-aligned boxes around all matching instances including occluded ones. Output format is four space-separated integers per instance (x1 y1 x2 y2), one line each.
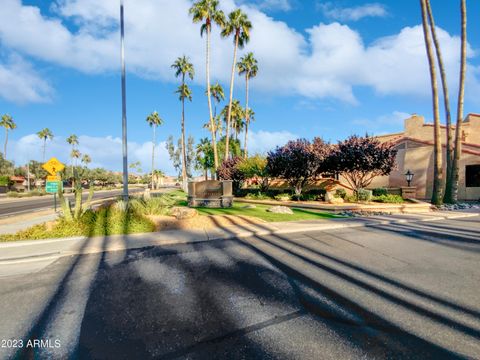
120 0 129 201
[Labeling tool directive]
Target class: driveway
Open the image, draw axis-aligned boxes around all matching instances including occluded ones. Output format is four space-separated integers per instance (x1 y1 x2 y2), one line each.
0 216 479 359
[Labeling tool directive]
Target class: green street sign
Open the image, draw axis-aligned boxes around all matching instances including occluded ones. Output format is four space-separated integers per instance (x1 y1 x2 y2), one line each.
46 181 62 194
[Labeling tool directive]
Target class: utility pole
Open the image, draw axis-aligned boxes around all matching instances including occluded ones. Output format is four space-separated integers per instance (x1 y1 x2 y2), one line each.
120 0 129 201
27 160 30 192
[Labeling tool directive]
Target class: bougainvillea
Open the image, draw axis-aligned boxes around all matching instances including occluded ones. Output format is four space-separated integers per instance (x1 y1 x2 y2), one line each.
217 156 246 194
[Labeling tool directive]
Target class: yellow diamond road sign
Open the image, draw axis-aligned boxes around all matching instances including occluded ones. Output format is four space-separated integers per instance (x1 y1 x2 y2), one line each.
42 157 65 176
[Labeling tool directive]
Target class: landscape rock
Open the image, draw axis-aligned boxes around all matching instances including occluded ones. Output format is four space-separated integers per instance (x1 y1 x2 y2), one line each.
170 207 198 220
267 206 294 215
243 205 257 209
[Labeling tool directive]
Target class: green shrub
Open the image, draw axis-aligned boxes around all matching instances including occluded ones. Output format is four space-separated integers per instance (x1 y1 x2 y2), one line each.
373 194 404 203
129 196 174 216
6 191 19 198
300 193 319 201
335 188 347 199
0 176 10 186
372 188 388 196
344 195 357 203
357 189 372 202
275 193 292 201
245 192 271 200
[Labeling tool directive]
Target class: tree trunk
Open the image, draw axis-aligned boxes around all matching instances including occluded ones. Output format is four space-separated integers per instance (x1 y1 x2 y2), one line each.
181 75 188 192
420 0 443 205
426 0 454 203
451 0 467 203
244 75 250 158
225 32 240 160
151 125 156 190
4 128 7 160
206 25 219 171
43 139 46 163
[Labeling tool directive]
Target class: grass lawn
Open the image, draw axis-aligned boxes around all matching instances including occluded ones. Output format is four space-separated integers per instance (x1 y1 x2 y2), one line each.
196 203 339 222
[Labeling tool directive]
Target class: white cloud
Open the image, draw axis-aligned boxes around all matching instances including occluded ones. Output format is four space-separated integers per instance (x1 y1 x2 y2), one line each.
247 129 298 155
0 53 52 103
0 0 478 105
352 111 411 134
317 2 388 21
10 134 175 174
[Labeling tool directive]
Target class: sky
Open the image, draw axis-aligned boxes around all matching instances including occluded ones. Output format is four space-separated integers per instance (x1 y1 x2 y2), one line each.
0 0 479 175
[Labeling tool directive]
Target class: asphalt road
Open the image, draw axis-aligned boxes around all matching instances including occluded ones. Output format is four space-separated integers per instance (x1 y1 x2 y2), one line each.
0 217 479 359
0 188 145 217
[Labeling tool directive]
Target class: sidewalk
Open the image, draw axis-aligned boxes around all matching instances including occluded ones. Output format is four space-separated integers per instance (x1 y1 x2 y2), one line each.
0 210 477 277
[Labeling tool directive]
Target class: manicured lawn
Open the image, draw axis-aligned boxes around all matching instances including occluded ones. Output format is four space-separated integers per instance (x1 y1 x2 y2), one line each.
196 203 339 222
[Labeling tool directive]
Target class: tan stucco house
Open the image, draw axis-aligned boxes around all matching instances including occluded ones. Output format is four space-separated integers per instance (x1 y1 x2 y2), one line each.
371 113 480 201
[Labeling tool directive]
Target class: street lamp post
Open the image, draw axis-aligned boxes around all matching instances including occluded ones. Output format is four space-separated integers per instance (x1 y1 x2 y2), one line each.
405 170 414 187
120 0 129 201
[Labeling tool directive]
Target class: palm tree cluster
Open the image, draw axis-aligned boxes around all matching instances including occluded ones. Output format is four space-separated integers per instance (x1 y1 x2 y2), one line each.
189 0 259 171
0 114 16 161
419 0 467 205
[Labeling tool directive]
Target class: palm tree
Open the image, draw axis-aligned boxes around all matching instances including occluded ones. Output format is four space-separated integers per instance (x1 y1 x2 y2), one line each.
81 154 91 166
221 9 252 160
420 0 443 205
221 99 245 143
189 0 226 171
172 56 195 191
146 111 164 190
66 134 79 180
451 0 467 203
71 149 81 167
425 1 453 203
237 52 258 158
0 114 16 160
208 82 225 119
37 128 54 162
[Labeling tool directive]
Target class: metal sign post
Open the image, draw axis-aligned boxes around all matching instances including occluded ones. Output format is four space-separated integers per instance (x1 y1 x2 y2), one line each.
43 158 65 213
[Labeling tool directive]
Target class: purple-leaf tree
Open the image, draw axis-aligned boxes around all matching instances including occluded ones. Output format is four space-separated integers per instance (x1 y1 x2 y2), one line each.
267 138 330 197
217 156 246 195
328 135 397 192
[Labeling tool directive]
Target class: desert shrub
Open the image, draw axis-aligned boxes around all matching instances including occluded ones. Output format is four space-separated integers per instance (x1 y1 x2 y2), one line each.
129 196 174 216
335 188 347 199
372 188 388 197
245 192 271 200
344 195 357 203
373 194 404 203
6 191 19 198
357 189 373 202
275 193 292 201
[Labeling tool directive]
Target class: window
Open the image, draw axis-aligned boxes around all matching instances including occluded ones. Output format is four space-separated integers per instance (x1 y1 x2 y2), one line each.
466 165 480 187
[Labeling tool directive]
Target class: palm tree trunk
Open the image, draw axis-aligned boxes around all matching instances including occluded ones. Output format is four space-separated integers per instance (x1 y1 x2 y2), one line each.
244 75 249 158
451 0 467 203
426 0 454 203
225 32 240 160
181 76 188 192
4 129 8 160
151 125 156 190
206 24 219 171
43 139 46 163
420 0 443 205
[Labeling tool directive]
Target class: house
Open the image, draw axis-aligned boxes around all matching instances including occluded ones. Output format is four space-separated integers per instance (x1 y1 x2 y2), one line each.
371 113 480 201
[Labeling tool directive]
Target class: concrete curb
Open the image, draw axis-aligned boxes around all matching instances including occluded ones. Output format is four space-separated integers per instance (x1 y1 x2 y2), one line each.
0 211 477 266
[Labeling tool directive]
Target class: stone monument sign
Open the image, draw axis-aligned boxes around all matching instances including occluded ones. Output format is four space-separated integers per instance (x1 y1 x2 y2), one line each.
188 180 233 208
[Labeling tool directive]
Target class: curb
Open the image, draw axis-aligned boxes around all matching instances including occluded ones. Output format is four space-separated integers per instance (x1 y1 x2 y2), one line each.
0 212 477 266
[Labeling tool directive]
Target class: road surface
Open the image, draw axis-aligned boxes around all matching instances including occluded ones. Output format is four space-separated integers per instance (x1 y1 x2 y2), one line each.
0 188 146 218
0 217 478 359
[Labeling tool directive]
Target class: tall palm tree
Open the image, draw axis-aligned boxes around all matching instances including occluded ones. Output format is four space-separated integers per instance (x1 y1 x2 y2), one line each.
146 111 164 190
420 0 443 205
175 83 193 189
0 114 16 160
66 134 79 180
221 100 244 142
237 52 258 158
81 154 91 166
208 82 225 119
172 56 195 190
425 0 453 203
189 0 225 171
71 149 81 165
37 128 54 162
451 0 467 203
221 9 252 160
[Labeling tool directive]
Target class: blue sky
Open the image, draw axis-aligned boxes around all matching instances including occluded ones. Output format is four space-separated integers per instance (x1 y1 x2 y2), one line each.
0 0 479 174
